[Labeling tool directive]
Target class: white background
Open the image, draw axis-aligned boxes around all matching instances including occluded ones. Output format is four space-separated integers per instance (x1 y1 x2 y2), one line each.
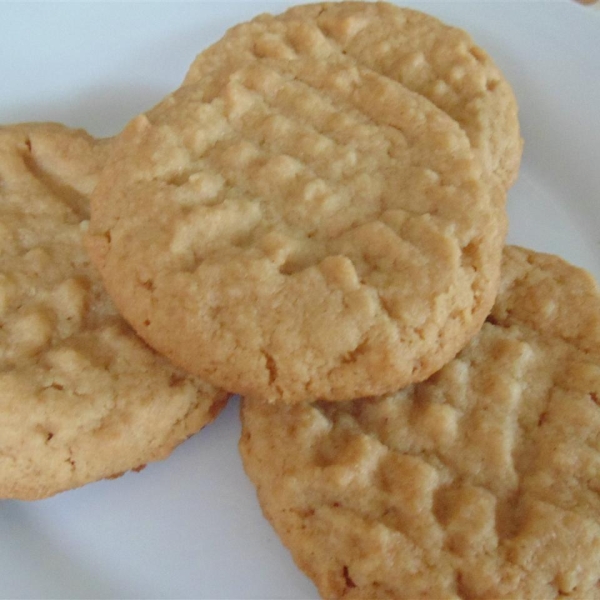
1 1 599 598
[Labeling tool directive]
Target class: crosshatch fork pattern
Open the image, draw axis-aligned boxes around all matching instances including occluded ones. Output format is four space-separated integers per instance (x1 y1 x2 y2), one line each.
166 59 486 273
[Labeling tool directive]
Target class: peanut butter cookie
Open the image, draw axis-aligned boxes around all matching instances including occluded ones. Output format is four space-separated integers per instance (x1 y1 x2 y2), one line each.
88 56 505 404
0 123 228 500
240 246 600 599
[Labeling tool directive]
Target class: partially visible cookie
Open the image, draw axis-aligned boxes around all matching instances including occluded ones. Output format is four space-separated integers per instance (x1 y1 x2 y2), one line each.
184 1 522 190
240 246 600 599
0 123 228 500
87 55 505 404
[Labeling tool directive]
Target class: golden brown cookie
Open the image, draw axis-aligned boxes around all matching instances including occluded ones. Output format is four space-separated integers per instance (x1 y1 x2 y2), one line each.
184 1 522 190
0 123 228 500
240 246 600 599
87 55 505 404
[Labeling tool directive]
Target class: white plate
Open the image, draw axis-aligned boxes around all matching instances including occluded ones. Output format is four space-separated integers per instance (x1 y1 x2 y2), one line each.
1 1 599 598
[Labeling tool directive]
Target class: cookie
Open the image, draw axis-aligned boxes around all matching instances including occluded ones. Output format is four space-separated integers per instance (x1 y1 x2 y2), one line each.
240 245 600 599
184 1 522 190
87 55 505 404
0 123 228 500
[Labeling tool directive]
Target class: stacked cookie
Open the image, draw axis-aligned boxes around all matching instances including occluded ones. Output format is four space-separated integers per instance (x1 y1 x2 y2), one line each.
2 2 600 598
87 1 513 405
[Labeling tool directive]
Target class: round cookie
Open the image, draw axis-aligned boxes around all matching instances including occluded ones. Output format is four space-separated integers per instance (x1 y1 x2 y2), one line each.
184 1 522 190
0 123 228 500
87 55 505 404
240 245 600 599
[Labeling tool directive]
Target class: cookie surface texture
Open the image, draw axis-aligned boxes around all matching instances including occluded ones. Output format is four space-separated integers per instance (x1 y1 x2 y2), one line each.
0 123 228 500
240 245 600 599
184 1 522 190
87 55 505 404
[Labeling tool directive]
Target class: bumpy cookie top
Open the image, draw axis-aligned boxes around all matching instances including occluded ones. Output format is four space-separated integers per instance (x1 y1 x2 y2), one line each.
88 56 505 404
184 1 522 190
240 246 600 599
0 124 228 500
